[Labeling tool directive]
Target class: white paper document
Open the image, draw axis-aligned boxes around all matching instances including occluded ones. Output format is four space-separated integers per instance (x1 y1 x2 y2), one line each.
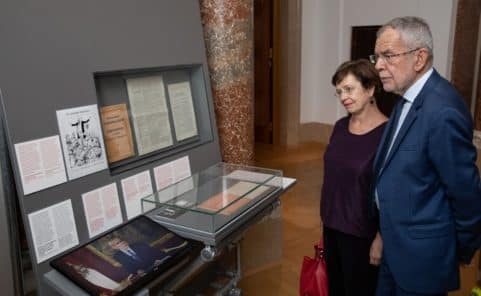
121 170 153 219
153 156 191 191
227 170 275 183
56 104 108 180
14 135 67 195
82 183 123 238
126 75 173 155
172 155 191 182
156 176 196 204
225 181 259 196
28 199 79 263
167 81 198 141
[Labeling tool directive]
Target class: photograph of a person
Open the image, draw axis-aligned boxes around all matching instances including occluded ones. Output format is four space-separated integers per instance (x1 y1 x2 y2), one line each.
50 216 192 296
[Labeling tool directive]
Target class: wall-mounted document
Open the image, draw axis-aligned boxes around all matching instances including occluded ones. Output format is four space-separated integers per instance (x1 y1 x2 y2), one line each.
14 135 67 195
167 81 198 141
82 183 123 238
100 104 135 163
126 75 173 155
120 170 153 219
153 156 191 191
28 199 79 263
56 104 108 180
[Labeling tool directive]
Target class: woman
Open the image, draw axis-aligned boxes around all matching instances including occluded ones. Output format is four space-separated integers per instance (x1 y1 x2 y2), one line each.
320 59 387 295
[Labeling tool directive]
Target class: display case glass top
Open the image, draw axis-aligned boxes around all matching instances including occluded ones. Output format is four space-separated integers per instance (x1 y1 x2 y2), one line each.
142 163 282 243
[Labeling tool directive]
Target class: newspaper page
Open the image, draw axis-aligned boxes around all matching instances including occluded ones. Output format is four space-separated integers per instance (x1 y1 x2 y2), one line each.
167 81 198 141
28 199 79 263
120 170 153 219
126 75 173 155
82 183 123 238
153 156 191 191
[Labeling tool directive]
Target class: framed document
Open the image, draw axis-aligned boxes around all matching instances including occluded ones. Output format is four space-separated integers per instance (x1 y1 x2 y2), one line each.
167 81 198 141
126 75 173 155
50 216 195 296
100 104 135 163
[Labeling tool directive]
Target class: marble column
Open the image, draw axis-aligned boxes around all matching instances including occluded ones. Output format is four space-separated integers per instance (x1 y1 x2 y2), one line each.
199 0 254 165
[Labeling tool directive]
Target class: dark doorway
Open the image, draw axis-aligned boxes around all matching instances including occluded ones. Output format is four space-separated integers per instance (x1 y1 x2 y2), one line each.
254 0 274 143
451 0 481 130
351 25 398 117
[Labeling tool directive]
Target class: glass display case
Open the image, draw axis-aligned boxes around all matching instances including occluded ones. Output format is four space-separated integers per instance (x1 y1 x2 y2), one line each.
142 163 283 246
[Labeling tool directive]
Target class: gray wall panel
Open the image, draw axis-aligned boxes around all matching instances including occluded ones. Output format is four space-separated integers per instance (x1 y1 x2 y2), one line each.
0 1 221 294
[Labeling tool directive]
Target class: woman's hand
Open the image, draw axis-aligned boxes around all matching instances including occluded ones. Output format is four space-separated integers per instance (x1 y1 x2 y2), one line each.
369 231 383 266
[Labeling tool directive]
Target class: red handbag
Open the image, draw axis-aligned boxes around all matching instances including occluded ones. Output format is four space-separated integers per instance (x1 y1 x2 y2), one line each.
299 240 328 296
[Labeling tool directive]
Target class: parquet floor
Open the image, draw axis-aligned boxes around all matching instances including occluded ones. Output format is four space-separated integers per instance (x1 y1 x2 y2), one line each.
238 142 325 296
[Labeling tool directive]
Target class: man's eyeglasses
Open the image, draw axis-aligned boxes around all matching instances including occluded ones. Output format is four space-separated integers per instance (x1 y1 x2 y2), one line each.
334 85 356 97
369 48 420 64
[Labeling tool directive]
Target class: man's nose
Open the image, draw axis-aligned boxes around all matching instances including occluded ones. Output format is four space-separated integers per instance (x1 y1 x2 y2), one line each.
374 58 385 71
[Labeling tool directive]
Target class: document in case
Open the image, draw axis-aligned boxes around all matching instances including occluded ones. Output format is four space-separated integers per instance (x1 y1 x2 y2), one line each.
56 104 108 180
167 81 198 141
100 104 135 163
223 181 259 196
14 135 67 195
196 191 240 213
220 185 276 215
28 199 79 263
126 75 173 155
196 181 276 216
227 170 274 183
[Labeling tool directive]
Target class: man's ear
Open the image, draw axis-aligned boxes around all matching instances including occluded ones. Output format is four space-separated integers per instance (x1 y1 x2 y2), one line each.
414 48 429 72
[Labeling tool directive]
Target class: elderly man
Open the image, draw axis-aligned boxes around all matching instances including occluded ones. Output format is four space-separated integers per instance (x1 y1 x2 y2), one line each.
370 16 481 295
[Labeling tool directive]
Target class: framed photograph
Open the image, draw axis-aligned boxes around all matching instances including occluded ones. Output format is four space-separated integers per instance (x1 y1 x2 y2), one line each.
50 216 195 295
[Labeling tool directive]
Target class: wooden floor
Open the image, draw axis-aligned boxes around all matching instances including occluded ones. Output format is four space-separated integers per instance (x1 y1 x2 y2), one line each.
237 142 480 296
238 142 325 296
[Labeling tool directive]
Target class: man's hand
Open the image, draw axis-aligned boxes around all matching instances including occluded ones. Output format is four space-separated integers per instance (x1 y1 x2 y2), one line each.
370 232 383 266
461 258 474 268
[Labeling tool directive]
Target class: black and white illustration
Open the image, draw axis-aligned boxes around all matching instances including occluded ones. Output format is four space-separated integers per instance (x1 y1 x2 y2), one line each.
57 104 108 180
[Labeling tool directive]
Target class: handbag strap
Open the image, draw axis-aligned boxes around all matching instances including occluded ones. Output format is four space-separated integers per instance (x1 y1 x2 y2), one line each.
314 243 325 260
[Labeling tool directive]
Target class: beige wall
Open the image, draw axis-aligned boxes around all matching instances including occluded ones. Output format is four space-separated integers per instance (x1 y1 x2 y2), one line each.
299 0 455 144
277 0 301 146
280 0 456 146
298 122 333 145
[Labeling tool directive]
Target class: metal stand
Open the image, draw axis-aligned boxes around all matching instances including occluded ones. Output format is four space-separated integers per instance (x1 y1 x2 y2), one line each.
159 199 281 295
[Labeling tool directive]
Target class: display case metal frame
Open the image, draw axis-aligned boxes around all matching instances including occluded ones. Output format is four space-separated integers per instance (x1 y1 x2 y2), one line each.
142 163 283 248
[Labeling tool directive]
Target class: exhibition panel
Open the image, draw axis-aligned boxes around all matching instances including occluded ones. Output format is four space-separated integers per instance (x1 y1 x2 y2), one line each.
0 0 290 295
